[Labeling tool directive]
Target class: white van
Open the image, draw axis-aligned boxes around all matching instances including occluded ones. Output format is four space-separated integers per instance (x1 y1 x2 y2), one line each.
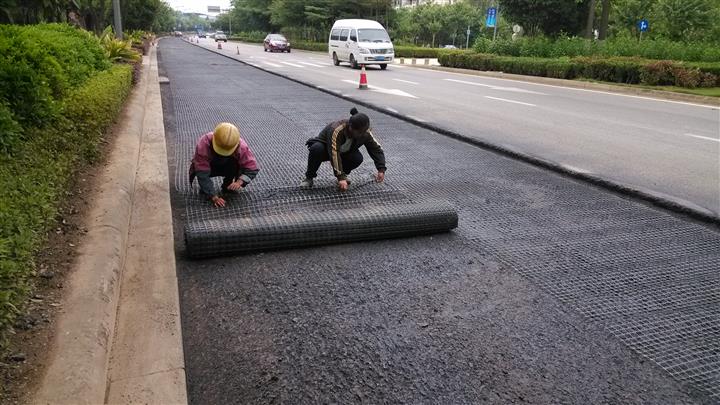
328 19 394 70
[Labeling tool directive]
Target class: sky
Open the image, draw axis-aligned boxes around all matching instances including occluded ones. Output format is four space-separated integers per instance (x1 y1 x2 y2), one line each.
166 0 231 14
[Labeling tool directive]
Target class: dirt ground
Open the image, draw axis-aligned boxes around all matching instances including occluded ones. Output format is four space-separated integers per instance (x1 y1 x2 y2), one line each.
0 132 118 405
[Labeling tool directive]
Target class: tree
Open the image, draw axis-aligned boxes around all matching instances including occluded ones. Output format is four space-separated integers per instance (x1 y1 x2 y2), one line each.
652 0 714 41
150 1 173 32
610 0 655 37
499 0 588 36
584 0 596 38
598 0 610 39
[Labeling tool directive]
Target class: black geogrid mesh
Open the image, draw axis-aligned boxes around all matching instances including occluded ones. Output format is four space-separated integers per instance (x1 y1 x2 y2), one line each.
168 52 457 257
160 40 720 399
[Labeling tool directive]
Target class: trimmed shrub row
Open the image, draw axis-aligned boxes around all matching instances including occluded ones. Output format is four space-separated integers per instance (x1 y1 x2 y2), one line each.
0 24 110 152
439 51 720 88
474 36 720 63
0 64 133 347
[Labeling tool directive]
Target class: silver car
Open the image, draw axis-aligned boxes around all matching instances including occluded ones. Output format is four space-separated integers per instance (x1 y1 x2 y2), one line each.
214 31 227 42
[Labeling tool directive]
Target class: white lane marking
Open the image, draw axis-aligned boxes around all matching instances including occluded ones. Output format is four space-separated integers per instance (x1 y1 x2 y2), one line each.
390 64 407 68
485 96 536 107
280 61 304 68
297 61 325 67
263 62 282 68
392 78 419 85
431 71 717 109
684 133 720 143
444 78 545 95
385 107 399 113
341 80 418 98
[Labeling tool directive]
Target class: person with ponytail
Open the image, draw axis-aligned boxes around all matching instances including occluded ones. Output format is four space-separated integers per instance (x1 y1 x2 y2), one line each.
301 107 386 191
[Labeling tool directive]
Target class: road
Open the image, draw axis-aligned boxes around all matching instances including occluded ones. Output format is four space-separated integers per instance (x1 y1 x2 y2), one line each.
198 38 720 218
160 38 720 404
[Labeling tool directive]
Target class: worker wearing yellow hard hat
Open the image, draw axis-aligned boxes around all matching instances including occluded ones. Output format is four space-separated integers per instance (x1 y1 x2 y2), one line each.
189 122 260 207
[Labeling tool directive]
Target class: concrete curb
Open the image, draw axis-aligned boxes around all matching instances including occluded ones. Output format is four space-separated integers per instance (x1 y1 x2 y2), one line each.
32 46 186 404
395 57 440 66
414 65 720 107
186 37 719 226
105 45 187 404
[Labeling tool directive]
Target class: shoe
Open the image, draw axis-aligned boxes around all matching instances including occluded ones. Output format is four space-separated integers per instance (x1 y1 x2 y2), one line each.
300 178 314 189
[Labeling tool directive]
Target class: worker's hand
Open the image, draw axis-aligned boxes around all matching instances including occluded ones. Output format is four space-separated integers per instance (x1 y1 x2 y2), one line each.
227 180 243 191
376 171 385 183
338 180 349 192
211 196 226 208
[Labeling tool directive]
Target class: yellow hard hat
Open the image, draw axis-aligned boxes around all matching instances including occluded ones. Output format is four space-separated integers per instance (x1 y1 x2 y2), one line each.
212 123 240 156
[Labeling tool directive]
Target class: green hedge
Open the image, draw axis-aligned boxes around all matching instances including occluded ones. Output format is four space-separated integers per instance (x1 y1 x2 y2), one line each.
474 36 720 63
0 64 133 347
0 24 109 152
439 51 720 88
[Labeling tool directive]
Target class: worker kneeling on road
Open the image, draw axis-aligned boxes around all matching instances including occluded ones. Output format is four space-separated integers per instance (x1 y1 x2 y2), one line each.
189 122 259 207
301 107 386 191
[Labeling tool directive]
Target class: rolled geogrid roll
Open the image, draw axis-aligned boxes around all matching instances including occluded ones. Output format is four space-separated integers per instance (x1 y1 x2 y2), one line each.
184 200 458 258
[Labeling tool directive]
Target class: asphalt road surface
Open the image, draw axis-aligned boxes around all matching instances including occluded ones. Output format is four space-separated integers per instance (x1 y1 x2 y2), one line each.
198 38 720 218
159 38 720 404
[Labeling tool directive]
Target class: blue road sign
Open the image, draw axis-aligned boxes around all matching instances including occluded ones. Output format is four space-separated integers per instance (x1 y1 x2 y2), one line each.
486 7 497 28
638 19 649 32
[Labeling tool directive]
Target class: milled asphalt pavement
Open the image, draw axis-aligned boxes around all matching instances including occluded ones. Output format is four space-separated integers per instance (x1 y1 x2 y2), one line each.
159 38 720 404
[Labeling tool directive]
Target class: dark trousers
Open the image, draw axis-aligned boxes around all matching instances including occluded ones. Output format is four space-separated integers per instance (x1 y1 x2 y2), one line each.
211 156 239 190
305 141 363 179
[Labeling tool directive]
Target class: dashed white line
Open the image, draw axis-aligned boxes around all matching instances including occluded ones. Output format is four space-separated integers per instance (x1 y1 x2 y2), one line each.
444 78 545 95
263 62 282 68
684 133 720 143
432 70 717 109
485 96 536 107
340 80 418 98
297 61 325 67
280 61 304 68
392 78 419 85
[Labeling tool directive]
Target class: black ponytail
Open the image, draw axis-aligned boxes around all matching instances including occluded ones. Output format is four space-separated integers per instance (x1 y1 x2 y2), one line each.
348 107 369 131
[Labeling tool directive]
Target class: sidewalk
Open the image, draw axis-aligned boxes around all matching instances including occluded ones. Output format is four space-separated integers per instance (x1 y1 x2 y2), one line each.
32 45 186 404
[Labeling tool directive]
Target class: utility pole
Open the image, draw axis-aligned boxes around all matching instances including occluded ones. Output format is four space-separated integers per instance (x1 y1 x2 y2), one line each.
492 3 499 41
112 0 122 39
466 25 470 48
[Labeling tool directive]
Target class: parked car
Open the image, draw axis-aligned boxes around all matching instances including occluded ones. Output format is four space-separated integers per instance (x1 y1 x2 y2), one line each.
214 31 227 42
328 19 393 70
264 34 291 52
442 44 458 49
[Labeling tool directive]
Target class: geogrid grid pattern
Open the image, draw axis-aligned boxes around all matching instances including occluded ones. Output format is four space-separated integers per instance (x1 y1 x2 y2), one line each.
169 56 458 257
161 40 720 400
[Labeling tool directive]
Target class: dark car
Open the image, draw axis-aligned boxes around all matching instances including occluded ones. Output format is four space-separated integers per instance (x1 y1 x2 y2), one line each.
197 31 206 38
264 34 291 53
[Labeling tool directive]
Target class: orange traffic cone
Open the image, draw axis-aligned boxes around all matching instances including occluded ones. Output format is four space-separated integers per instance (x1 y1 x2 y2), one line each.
217 42 222 50
359 65 368 90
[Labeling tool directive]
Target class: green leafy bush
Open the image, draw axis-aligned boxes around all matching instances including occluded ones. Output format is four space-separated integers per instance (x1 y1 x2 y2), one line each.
229 31 266 43
0 23 111 150
439 51 719 88
394 46 446 58
0 64 133 347
100 26 142 63
473 35 720 63
0 104 21 154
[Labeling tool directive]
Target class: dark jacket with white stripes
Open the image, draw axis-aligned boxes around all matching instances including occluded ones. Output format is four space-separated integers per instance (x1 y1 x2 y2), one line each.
308 119 386 181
